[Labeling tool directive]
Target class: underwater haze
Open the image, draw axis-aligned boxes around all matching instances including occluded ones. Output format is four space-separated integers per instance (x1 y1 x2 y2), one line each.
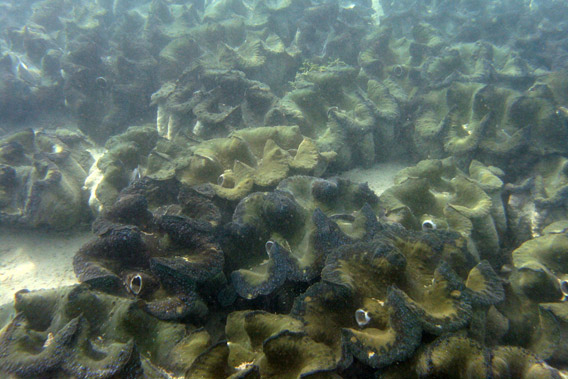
1 0 568 377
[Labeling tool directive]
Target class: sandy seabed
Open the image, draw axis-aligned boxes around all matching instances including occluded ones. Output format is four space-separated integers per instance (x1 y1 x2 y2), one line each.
0 228 92 306
339 161 408 195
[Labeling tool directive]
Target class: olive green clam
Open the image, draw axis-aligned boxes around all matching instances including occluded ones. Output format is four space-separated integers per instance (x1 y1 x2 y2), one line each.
512 233 568 303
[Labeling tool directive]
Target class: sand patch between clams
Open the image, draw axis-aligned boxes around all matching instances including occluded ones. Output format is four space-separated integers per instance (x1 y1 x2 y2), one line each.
339 162 408 195
0 228 92 306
